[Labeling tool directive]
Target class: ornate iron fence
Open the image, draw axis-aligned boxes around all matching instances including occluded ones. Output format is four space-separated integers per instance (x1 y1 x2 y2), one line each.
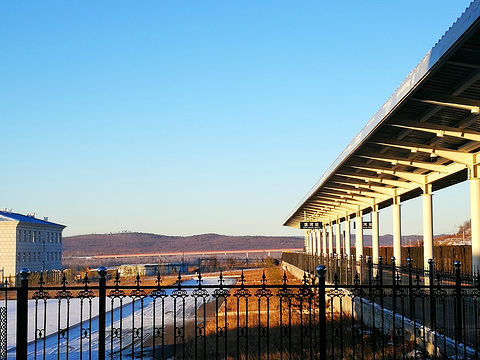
0 262 479 359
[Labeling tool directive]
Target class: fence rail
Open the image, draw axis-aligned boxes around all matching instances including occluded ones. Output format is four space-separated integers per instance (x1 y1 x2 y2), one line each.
1 260 479 359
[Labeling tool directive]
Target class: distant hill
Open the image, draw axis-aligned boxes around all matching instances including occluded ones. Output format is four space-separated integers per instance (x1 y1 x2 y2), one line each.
63 232 304 256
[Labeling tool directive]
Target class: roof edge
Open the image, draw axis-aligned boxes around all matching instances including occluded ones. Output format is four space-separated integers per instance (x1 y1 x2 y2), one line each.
283 0 480 227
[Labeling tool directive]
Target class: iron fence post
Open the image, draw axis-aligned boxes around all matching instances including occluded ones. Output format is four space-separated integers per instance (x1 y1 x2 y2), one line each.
316 265 327 360
454 261 463 343
407 257 414 318
16 268 30 360
428 259 436 331
98 266 107 360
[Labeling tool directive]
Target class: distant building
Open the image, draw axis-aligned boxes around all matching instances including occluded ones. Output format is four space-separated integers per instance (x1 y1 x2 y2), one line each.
116 263 188 277
0 209 66 281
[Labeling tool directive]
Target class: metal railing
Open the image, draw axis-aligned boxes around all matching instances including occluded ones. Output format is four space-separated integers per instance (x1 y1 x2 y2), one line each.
1 261 479 359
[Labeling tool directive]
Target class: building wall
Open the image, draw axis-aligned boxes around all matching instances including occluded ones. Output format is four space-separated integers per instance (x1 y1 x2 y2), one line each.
16 224 62 273
0 222 18 279
0 220 63 280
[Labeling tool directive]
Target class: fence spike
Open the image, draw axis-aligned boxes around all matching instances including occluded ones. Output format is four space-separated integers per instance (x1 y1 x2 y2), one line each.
177 272 182 289
197 270 203 288
114 270 121 286
60 273 67 288
218 270 225 288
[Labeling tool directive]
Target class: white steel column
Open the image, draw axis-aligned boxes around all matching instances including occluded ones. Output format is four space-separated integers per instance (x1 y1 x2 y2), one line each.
355 212 363 261
304 232 309 253
335 219 341 257
322 224 327 256
345 214 351 259
315 229 321 255
311 230 317 255
422 184 434 271
470 165 480 274
372 206 379 264
328 222 333 256
310 230 315 254
393 196 402 266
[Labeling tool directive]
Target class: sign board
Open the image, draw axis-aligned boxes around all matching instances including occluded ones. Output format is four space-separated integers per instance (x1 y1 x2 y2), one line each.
300 222 322 230
363 221 372 229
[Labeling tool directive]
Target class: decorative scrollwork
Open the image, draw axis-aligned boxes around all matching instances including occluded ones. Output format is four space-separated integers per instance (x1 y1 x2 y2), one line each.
259 326 268 337
175 326 184 337
301 326 311 337
349 288 365 298
281 326 290 337
328 289 345 298
154 327 164 338
411 289 427 298
192 288 209 300
255 288 273 298
351 325 362 337
233 288 251 299
217 326 226 337
133 327 142 339
196 326 205 337
213 288 230 299
395 327 404 337
81 327 90 339
111 327 122 339
59 328 68 339
369 288 385 298
276 288 293 299
32 290 50 301
108 289 126 298
55 289 73 300
0 307 5 357
237 326 247 337
77 289 95 299
432 288 448 298
129 289 147 299
150 289 167 299
171 289 188 299
36 329 45 339
390 288 408 298
297 287 313 298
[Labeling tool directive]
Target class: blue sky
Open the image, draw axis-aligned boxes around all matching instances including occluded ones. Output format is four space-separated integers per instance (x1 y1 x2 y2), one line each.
0 1 474 237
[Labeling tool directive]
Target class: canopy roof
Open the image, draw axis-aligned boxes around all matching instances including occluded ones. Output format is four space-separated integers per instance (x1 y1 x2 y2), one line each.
284 1 480 228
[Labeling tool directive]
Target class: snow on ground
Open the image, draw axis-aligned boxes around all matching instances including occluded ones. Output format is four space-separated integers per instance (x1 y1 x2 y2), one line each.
2 276 237 359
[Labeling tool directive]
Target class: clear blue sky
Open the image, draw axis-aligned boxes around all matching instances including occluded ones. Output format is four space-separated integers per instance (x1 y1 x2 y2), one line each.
0 1 474 237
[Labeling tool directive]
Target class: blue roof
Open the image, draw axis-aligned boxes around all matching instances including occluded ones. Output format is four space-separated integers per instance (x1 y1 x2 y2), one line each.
0 211 65 228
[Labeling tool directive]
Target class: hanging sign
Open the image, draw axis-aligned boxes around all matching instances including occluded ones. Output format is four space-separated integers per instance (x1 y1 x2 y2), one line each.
300 222 322 230
363 221 373 229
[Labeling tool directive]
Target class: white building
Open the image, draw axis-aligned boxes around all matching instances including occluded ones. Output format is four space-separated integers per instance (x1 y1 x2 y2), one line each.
0 209 66 280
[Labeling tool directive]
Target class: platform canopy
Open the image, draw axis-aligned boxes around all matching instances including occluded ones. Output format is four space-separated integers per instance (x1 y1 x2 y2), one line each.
284 1 480 228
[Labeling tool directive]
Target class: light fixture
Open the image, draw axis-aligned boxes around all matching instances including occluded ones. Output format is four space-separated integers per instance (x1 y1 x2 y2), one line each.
411 148 417 153
430 152 438 163
471 107 480 115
